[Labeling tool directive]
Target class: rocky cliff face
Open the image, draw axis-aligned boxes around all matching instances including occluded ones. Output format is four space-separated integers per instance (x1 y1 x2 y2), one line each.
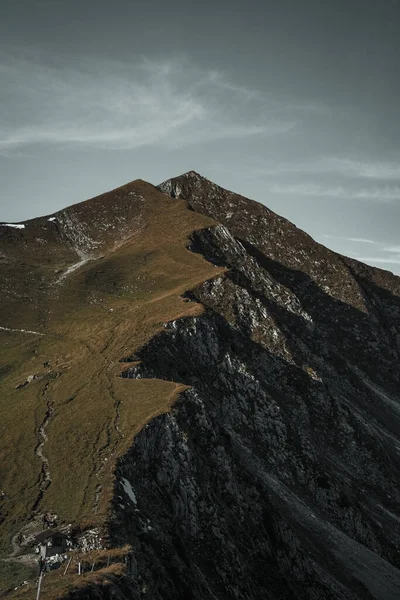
109 173 400 599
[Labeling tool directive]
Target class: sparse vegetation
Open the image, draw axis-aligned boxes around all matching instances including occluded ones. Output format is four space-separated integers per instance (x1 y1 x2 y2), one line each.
7 561 127 600
0 561 38 596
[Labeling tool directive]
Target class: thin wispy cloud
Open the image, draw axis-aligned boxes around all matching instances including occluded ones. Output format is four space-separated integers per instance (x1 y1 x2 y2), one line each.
382 246 400 254
349 237 382 244
356 256 400 265
256 157 400 180
0 57 296 153
321 234 382 245
269 183 400 201
319 235 400 271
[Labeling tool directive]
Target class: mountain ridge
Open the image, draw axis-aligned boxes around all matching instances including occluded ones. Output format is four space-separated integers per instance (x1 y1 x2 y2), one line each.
1 172 400 599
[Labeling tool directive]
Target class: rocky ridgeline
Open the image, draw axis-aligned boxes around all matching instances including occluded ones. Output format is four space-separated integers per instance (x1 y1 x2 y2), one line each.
109 173 400 599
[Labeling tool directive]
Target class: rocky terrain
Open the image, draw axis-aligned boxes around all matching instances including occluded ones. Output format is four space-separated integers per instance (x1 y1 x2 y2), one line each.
1 172 400 599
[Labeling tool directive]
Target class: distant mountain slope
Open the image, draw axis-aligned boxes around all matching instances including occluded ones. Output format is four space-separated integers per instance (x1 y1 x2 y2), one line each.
1 173 400 599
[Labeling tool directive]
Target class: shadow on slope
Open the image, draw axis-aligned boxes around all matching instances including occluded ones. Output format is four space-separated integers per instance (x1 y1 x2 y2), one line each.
112 235 400 599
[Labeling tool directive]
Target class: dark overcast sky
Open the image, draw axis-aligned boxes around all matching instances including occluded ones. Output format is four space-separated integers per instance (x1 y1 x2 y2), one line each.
1 0 400 271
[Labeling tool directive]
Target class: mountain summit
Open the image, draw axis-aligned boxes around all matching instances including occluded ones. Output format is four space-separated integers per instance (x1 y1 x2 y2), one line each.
1 173 400 599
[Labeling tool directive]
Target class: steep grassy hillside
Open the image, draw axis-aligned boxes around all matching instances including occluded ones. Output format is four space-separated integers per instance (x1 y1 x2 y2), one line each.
0 180 223 594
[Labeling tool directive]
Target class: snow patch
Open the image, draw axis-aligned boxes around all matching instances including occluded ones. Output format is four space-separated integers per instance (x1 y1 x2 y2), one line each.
121 477 137 506
48 217 56 222
2 223 25 229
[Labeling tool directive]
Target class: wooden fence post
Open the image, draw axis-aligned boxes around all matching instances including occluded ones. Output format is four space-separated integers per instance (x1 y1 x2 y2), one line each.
63 556 72 575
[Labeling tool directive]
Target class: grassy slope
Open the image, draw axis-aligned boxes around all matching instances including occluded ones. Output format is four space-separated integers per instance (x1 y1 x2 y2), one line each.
0 181 224 593
9 547 131 600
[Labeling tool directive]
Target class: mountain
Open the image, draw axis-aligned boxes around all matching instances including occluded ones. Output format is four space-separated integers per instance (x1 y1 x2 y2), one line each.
1 172 400 599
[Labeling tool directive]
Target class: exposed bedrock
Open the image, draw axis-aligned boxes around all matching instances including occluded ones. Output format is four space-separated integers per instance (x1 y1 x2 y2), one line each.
110 226 400 600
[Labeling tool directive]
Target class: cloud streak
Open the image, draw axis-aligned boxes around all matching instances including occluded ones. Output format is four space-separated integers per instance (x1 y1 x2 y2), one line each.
349 237 382 244
319 235 400 271
256 157 400 180
382 246 400 254
321 234 383 245
356 256 400 265
269 182 400 201
0 57 296 153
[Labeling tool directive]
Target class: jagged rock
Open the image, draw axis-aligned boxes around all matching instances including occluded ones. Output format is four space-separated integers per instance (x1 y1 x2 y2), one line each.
109 173 400 599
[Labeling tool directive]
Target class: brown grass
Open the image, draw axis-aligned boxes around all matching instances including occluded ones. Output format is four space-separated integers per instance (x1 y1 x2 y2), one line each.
0 181 224 595
8 560 128 600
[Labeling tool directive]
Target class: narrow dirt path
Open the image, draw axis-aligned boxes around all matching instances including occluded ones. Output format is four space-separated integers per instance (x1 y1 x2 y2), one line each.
0 325 45 336
32 400 54 512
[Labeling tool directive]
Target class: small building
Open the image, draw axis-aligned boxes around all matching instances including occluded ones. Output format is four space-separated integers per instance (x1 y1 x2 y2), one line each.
34 530 68 559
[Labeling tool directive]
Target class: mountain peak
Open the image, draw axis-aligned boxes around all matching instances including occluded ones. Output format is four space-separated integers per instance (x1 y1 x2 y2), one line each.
181 169 204 178
157 170 221 200
2 170 400 599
